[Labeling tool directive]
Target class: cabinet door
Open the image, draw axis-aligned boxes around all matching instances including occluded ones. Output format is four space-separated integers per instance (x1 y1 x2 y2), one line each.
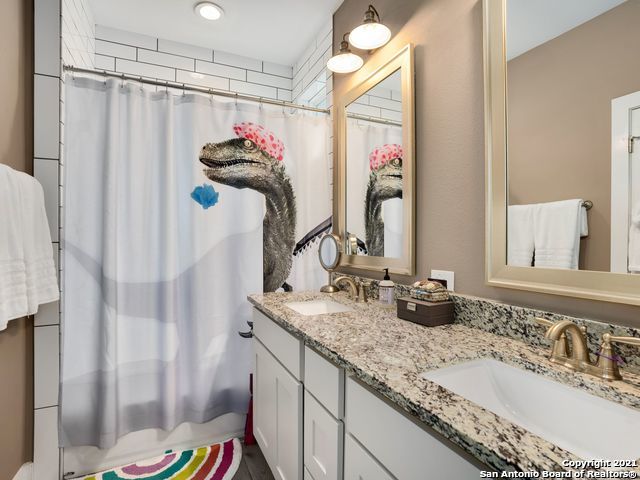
254 338 303 480
344 434 394 480
304 392 343 480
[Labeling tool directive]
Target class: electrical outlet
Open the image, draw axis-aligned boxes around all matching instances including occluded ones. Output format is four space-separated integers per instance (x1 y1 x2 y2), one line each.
430 269 455 292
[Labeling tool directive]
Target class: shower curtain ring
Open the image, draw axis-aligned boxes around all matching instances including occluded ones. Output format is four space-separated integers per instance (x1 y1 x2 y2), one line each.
120 73 125 89
139 76 143 92
182 83 186 96
234 93 238 108
165 81 169 94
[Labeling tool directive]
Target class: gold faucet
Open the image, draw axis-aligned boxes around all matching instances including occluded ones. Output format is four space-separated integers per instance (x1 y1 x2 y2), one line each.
535 317 640 381
334 276 368 303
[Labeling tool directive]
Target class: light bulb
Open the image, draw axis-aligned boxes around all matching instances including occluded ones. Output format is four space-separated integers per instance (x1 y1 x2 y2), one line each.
195 2 223 20
349 22 391 50
327 52 364 74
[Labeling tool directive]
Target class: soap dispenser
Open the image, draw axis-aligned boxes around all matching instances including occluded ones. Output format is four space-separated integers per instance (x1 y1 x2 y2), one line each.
379 268 395 305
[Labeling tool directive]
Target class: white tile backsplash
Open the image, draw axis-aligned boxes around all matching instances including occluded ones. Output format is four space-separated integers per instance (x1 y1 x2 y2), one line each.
95 54 116 71
213 50 262 72
247 70 292 90
175 70 230 90
33 406 60 480
34 75 60 160
263 61 293 78
34 326 60 408
95 39 136 60
34 159 60 242
96 25 157 50
115 58 176 81
35 0 61 76
229 80 278 99
93 26 294 102
35 300 59 327
196 60 246 81
137 49 196 71
158 39 213 61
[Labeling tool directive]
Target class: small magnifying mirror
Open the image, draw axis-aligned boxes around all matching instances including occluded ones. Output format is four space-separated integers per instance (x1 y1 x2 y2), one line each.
318 234 342 293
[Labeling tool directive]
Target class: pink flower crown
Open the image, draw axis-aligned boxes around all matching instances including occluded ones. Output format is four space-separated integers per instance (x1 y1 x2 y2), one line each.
369 144 403 171
233 122 284 161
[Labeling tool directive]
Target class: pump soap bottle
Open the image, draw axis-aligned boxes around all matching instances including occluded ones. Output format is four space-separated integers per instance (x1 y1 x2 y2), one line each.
379 268 395 305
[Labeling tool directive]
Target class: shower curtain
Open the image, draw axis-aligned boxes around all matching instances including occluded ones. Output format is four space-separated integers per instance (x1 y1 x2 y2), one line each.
62 77 330 448
346 119 403 257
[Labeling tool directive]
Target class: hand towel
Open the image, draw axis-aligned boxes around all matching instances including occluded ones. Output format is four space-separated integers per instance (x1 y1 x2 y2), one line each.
0 165 59 330
507 204 535 267
0 165 28 328
14 170 59 313
629 202 640 273
580 204 589 237
533 199 583 270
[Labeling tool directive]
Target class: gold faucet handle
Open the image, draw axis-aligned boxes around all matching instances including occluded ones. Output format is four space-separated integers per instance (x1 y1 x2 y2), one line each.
534 317 554 328
594 333 640 381
603 333 640 348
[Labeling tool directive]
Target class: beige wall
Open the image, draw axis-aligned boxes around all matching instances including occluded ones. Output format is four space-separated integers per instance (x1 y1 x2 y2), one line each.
507 1 640 272
333 0 640 328
0 0 34 477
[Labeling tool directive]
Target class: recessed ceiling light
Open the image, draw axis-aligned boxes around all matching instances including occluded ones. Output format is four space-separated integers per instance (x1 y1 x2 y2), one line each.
195 2 223 21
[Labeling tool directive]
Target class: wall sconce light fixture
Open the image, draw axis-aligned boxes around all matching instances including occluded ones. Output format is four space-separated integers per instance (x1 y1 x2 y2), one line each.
348 5 391 50
326 33 364 74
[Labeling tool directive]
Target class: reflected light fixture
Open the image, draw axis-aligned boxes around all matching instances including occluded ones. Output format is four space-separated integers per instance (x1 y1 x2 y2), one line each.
194 2 224 20
348 4 391 50
326 33 364 74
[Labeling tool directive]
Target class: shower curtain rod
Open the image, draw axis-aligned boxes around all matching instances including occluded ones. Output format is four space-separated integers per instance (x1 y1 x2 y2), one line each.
63 65 331 114
346 112 402 127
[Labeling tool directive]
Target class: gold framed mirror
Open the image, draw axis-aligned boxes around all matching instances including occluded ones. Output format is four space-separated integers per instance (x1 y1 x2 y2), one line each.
335 43 415 275
484 0 640 305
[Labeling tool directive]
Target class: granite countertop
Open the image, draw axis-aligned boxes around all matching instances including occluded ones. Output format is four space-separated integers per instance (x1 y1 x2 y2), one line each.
247 291 640 473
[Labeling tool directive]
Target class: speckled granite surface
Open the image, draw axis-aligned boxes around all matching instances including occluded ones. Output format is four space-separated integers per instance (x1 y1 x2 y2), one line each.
331 273 640 375
248 291 640 473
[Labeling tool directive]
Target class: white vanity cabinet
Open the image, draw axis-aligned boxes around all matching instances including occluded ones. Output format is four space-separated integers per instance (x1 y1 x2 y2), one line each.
253 310 304 480
252 308 485 480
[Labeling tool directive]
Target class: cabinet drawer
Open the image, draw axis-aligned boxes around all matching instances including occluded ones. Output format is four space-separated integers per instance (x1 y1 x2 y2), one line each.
344 434 393 480
304 346 344 418
253 308 303 380
345 377 481 480
304 391 343 480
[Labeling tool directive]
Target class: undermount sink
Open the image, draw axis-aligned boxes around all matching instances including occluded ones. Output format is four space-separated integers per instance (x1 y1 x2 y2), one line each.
285 299 353 316
422 359 640 462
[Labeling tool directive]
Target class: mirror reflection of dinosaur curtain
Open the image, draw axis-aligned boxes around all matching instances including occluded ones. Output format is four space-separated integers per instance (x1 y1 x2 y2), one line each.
345 119 403 258
61 77 330 448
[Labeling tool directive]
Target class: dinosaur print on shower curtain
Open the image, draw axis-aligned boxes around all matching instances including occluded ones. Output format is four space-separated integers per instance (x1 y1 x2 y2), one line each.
199 122 331 292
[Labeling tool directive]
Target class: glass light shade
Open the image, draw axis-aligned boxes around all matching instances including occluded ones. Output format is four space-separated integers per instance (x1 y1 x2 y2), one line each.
195 2 223 20
349 22 391 50
326 52 364 74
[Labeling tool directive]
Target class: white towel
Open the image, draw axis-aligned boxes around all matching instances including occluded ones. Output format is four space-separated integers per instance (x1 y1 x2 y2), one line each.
533 199 583 270
629 202 640 273
508 204 535 266
0 165 29 327
0 165 59 330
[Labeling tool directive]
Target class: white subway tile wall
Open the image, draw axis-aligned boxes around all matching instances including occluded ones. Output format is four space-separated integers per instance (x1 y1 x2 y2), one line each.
291 18 334 204
62 0 95 68
94 26 294 101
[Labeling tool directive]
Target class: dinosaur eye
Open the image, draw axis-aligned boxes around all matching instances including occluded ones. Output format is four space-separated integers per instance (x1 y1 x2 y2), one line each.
243 139 253 149
392 158 401 166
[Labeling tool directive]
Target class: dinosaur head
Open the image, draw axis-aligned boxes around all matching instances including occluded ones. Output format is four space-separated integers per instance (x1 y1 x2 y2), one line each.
199 123 285 192
368 144 403 201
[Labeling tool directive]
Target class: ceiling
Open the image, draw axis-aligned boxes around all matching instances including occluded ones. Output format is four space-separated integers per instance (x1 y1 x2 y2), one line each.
507 0 627 60
89 0 344 66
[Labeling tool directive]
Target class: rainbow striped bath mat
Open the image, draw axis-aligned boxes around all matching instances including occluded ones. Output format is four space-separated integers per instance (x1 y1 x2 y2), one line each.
75 438 242 480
